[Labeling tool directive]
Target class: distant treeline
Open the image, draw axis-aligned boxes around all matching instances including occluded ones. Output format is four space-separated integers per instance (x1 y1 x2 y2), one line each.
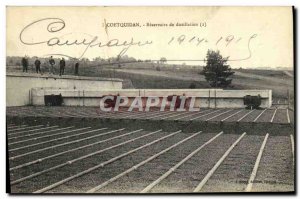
6 55 203 71
6 55 139 67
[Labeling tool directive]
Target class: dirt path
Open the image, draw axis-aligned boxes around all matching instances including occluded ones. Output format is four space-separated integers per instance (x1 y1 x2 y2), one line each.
283 71 293 77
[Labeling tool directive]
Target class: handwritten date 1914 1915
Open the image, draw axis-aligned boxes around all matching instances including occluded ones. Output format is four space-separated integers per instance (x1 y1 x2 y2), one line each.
19 18 257 61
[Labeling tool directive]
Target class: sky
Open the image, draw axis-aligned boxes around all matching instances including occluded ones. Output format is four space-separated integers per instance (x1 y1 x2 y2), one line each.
6 6 293 68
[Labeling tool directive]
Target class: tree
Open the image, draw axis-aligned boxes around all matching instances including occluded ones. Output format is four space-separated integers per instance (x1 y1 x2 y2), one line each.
160 57 167 64
201 50 234 88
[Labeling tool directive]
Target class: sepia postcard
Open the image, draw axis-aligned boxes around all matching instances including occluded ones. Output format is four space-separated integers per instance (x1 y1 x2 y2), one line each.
6 6 295 194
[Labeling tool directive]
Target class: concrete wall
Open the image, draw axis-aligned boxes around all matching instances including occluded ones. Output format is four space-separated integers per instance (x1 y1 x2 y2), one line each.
6 73 123 106
31 88 272 108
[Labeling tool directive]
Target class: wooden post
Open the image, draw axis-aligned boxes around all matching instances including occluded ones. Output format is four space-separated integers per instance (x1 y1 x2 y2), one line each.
29 90 31 105
208 89 211 108
83 90 85 106
287 89 290 109
215 89 217 108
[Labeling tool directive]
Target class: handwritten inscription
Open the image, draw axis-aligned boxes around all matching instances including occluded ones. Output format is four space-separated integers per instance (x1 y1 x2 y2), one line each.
19 17 257 61
19 18 153 59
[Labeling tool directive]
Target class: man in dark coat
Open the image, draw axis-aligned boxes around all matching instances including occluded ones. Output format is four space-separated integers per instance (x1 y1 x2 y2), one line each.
21 56 28 72
59 58 66 76
75 62 79 76
49 56 55 74
34 58 41 74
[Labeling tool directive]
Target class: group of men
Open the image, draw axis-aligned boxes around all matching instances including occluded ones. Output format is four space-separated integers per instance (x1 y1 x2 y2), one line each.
21 56 80 76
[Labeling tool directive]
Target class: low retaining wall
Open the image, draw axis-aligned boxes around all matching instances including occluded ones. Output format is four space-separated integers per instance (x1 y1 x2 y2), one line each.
31 88 272 108
6 73 123 106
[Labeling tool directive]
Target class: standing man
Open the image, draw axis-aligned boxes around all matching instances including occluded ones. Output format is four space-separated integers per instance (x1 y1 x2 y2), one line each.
21 56 28 73
75 62 79 76
59 57 66 76
34 58 41 74
49 56 55 74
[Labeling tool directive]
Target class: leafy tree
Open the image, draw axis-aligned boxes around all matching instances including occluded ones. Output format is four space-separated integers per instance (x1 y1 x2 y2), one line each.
201 50 234 88
160 57 167 64
93 56 102 62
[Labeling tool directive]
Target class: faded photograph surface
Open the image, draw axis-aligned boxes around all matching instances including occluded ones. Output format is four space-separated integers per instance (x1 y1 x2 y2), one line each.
6 6 294 193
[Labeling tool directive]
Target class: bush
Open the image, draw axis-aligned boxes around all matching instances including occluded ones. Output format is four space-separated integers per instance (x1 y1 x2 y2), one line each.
189 82 196 89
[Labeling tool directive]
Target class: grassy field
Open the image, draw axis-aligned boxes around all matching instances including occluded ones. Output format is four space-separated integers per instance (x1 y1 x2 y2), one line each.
79 65 294 101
